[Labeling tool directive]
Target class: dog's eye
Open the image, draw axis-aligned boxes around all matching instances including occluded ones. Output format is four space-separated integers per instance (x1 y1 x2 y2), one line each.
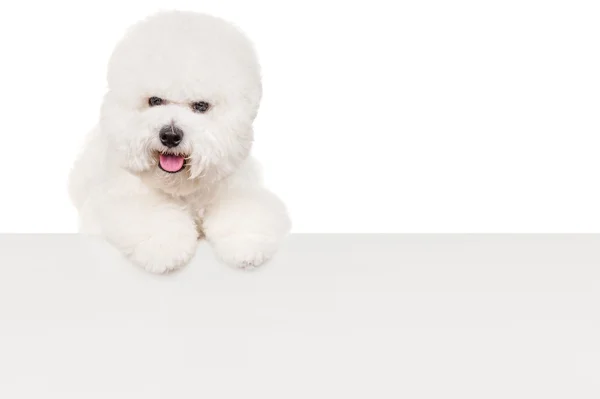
148 97 164 107
191 101 210 113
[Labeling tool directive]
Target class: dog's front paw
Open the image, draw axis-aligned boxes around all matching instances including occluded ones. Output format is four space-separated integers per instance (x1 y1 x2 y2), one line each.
210 234 281 270
128 220 199 274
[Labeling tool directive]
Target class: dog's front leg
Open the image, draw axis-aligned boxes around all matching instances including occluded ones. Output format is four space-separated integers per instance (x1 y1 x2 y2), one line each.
202 188 291 269
82 194 199 273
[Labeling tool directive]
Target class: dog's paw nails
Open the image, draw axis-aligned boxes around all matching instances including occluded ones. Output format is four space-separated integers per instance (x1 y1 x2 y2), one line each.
210 234 279 270
129 230 198 274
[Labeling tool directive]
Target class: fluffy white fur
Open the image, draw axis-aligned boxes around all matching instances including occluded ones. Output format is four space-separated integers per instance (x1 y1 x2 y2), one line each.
68 11 291 273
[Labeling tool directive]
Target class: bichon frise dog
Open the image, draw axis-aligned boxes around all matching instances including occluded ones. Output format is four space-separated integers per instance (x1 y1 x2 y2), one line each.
68 11 291 273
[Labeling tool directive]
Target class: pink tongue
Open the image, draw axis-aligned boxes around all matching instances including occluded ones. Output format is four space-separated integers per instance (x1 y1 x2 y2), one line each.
159 154 185 172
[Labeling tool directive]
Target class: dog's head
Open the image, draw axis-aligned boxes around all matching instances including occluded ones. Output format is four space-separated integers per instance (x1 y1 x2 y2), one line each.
101 11 261 195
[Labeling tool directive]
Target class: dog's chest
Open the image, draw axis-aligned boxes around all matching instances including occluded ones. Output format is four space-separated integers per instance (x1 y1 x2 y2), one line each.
180 195 209 237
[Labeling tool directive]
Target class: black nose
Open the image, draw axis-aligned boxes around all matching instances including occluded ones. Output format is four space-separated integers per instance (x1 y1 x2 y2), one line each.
159 124 184 148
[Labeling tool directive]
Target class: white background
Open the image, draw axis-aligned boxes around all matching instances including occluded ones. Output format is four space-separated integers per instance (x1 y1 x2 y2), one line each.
0 0 599 233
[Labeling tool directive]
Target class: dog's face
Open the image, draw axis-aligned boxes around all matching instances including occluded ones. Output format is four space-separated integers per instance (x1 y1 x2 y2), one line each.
100 12 262 196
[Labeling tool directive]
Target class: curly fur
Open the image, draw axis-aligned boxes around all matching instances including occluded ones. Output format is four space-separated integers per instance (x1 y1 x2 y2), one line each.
68 11 291 273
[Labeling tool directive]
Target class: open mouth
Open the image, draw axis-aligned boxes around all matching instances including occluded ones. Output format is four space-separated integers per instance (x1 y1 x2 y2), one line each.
157 152 187 173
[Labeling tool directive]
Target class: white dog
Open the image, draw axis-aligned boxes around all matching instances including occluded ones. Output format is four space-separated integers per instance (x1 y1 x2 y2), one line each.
68 11 291 273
